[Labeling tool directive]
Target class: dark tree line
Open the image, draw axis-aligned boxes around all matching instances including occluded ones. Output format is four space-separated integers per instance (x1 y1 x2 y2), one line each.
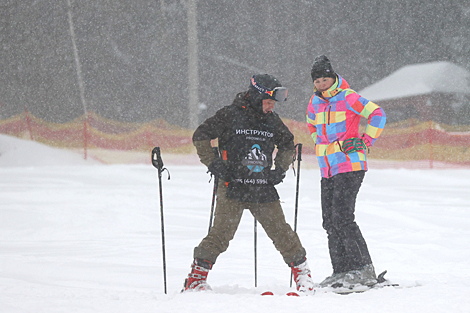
0 0 469 126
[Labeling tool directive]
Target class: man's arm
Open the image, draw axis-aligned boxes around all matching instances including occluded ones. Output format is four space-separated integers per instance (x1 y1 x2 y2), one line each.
274 118 296 172
193 140 214 167
192 107 229 166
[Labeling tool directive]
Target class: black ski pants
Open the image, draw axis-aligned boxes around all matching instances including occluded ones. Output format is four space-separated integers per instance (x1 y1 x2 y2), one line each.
321 170 372 274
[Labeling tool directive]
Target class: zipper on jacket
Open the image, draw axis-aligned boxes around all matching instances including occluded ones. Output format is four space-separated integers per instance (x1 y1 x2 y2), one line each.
321 101 332 177
327 105 332 125
325 155 332 178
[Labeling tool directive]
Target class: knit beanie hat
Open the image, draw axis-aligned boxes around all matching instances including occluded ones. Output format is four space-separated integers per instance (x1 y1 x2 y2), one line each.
311 55 336 82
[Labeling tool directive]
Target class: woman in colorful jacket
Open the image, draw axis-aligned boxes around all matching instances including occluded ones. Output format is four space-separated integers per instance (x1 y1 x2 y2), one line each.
306 55 386 288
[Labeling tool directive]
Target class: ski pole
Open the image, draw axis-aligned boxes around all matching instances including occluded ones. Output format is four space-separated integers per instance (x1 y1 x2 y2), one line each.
254 217 258 287
290 143 303 288
207 147 220 234
152 147 170 294
293 143 302 233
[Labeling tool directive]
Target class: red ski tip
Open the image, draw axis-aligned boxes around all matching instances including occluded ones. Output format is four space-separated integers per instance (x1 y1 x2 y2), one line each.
261 291 274 296
286 292 300 297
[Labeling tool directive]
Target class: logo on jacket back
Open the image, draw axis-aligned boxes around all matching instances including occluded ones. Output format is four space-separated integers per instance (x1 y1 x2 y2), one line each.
241 144 268 175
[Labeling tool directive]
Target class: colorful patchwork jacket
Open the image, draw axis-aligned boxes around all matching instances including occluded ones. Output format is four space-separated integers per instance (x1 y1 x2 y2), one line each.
306 75 386 178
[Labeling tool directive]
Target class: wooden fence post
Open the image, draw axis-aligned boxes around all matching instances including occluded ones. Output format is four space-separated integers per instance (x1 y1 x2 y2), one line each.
429 120 433 169
83 113 88 160
24 106 34 140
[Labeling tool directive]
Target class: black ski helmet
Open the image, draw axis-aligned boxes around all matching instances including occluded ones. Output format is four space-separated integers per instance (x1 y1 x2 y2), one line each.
246 74 287 114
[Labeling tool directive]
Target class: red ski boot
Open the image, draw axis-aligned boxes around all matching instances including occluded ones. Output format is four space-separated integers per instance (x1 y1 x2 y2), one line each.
182 259 212 292
291 259 314 294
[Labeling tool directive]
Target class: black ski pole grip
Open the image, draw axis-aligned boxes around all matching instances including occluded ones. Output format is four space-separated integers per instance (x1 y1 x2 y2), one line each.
212 146 220 158
152 147 164 170
297 143 302 162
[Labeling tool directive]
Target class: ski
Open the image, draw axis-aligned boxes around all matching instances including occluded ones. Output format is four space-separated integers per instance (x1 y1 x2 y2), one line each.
260 271 419 296
261 291 274 296
316 270 406 295
323 281 400 295
261 290 314 296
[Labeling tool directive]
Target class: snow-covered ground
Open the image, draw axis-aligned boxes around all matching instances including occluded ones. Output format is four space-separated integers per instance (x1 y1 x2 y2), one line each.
1 134 469 313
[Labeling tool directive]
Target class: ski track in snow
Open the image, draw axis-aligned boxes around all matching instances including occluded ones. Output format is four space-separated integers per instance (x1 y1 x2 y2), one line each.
0 135 469 312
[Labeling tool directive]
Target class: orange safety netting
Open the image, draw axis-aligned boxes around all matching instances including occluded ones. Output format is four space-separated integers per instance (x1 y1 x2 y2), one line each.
0 111 194 153
278 119 470 167
1 112 470 166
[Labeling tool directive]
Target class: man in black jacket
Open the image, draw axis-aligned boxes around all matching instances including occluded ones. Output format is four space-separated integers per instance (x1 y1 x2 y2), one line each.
183 74 314 294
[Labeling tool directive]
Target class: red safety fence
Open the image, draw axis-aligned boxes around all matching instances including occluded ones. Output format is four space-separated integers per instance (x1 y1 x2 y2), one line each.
281 119 470 168
1 110 470 167
0 111 194 154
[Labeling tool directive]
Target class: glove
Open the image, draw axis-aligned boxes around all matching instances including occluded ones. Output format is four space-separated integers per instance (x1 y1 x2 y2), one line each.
208 158 232 182
268 168 286 185
342 137 368 154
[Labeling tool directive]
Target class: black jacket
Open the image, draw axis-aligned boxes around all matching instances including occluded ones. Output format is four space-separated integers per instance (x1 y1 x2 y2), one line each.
193 92 295 203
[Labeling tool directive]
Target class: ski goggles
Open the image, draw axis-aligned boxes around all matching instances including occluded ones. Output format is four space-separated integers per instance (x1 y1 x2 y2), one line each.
250 76 288 102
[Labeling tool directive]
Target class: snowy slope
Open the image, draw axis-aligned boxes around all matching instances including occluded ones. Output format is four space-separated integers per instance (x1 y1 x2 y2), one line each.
0 134 100 167
0 135 469 313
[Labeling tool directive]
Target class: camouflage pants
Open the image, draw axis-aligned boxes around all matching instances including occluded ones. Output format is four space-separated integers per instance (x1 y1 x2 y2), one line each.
194 182 306 266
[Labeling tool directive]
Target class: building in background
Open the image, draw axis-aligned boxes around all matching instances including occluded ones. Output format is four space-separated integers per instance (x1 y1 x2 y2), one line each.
359 62 470 124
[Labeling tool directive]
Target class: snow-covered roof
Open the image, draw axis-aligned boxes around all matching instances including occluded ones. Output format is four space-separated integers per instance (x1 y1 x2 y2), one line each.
359 61 470 101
